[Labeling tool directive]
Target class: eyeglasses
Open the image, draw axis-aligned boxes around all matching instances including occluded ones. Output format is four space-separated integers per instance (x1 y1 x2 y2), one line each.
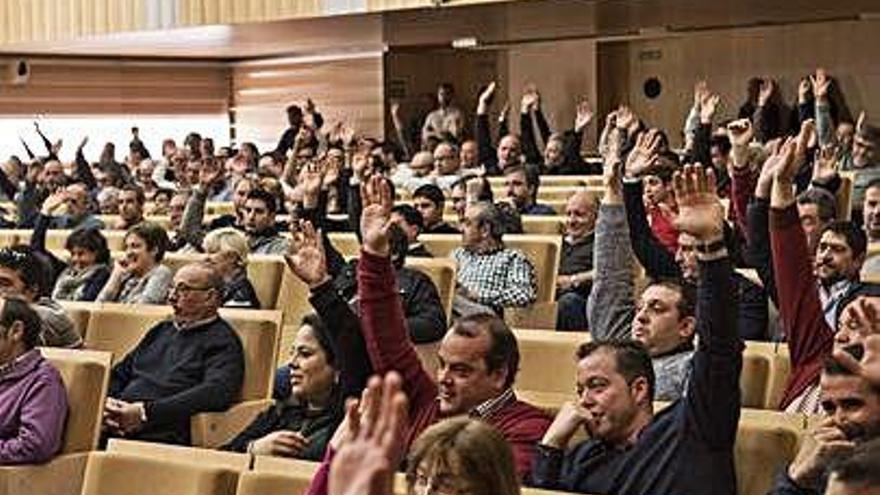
409 471 464 495
169 283 214 295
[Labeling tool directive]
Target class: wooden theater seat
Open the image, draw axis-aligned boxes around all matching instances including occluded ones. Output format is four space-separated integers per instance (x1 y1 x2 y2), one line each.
80 452 239 495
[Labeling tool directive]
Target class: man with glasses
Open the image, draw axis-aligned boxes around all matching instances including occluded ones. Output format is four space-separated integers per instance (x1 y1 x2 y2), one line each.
102 262 244 445
432 142 462 191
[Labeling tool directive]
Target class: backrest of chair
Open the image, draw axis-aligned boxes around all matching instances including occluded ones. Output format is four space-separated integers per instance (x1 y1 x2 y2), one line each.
252 455 321 478
163 253 286 309
419 234 460 258
735 410 804 495
219 308 283 400
106 439 251 471
275 266 313 327
740 347 771 409
236 471 313 495
405 257 456 320
81 452 239 495
521 216 565 235
504 235 562 303
513 329 584 395
745 341 791 409
83 305 172 361
837 171 854 221
327 232 361 258
39 348 112 454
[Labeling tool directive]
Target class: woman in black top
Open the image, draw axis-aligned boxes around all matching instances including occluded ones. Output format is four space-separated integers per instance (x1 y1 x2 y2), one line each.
222 314 342 460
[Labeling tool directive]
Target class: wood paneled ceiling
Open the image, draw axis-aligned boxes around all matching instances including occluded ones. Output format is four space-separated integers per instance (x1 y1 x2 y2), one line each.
0 0 878 61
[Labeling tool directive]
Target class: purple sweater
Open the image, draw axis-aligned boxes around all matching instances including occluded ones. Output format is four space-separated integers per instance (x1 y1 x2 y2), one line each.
0 349 68 464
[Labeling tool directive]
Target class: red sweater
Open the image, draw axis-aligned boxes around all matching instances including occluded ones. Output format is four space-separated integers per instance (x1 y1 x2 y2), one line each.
647 205 679 254
770 204 834 409
306 251 552 495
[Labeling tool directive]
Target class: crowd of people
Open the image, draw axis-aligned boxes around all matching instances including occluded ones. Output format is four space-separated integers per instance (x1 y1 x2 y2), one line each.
2 67 880 495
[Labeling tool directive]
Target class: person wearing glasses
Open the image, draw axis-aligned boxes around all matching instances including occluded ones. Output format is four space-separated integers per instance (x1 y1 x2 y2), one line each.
102 262 244 445
33 182 104 231
96 222 173 305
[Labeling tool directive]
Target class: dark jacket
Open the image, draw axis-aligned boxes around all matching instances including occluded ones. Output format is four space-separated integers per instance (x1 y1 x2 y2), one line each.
222 270 261 309
533 257 742 495
108 317 244 445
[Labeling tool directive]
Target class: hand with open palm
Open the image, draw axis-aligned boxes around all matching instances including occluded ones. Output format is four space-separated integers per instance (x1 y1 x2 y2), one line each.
672 164 724 241
360 175 394 257
285 220 330 289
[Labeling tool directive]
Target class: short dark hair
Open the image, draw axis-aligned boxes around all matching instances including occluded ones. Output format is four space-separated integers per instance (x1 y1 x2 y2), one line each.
66 228 110 264
866 177 880 194
647 278 697 319
413 184 446 208
120 184 146 205
391 204 424 231
438 82 455 94
824 343 864 376
453 313 519 388
710 135 732 155
246 188 278 214
472 202 507 242
286 104 303 117
829 437 880 488
0 296 43 349
821 220 868 259
126 222 169 263
0 247 43 295
798 188 837 223
576 340 656 401
504 163 541 195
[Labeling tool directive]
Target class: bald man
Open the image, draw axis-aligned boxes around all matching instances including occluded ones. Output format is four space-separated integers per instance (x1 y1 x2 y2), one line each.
556 191 599 331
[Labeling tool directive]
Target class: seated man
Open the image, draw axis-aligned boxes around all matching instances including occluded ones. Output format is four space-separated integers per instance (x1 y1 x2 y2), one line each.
390 204 432 258
452 201 537 316
431 142 463 191
504 164 556 216
476 82 522 175
533 165 743 495
770 344 880 494
349 176 551 477
103 262 244 445
242 189 290 255
115 184 146 230
391 151 435 196
0 247 79 348
0 297 68 464
36 182 105 230
824 438 880 495
556 190 598 331
413 184 458 234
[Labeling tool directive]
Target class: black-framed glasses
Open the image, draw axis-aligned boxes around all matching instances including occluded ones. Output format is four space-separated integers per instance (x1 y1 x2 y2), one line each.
169 283 214 295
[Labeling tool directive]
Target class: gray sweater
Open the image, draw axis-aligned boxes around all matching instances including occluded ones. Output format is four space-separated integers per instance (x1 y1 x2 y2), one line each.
587 203 692 401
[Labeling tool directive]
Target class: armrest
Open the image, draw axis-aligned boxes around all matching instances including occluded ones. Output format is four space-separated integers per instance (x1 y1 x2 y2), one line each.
190 399 273 448
0 452 88 495
503 302 558 330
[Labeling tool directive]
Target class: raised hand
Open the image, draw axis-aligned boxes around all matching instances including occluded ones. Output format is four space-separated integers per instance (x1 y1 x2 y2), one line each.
771 137 799 183
758 78 776 106
498 101 510 124
833 334 880 388
693 80 708 107
798 78 812 104
672 164 724 241
285 220 330 288
521 84 539 113
812 144 840 184
810 68 830 101
477 82 496 115
699 93 720 124
624 129 662 178
726 119 754 148
794 118 817 168
78 136 89 151
574 99 594 132
300 161 325 199
329 372 408 495
360 175 394 257
41 191 67 215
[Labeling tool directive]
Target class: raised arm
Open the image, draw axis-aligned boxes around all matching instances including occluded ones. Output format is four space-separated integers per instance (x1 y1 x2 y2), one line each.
357 176 437 414
587 157 636 341
519 86 542 165
476 82 498 173
769 138 834 380
673 165 742 449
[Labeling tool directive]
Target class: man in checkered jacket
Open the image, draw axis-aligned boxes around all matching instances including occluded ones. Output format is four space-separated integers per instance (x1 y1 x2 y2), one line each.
451 201 537 317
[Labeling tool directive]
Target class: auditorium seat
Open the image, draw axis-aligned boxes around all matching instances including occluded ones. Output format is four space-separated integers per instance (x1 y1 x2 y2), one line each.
80 452 239 495
736 409 806 495
0 348 112 495
514 329 584 395
405 257 456 319
327 231 361 258
106 439 251 471
82 304 282 402
207 202 236 215
163 252 286 309
236 471 313 495
191 400 273 448
504 301 558 329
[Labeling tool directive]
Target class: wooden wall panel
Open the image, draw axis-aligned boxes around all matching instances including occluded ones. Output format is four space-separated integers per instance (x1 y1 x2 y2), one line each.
618 19 880 148
0 58 229 115
232 55 385 151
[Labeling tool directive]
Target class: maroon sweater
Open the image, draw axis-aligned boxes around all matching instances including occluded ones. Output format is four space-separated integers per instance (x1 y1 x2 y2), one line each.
770 204 834 409
357 250 551 478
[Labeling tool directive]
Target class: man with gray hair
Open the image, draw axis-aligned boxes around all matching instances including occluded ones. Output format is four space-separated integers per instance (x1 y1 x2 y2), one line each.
452 201 537 317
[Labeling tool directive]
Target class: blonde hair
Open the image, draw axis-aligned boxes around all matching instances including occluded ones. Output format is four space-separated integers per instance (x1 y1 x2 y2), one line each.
406 418 520 495
202 227 249 267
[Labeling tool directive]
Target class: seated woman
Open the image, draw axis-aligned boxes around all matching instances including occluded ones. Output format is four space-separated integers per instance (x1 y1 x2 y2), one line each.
96 222 173 304
203 228 260 309
51 229 112 302
222 314 341 460
0 296 68 465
